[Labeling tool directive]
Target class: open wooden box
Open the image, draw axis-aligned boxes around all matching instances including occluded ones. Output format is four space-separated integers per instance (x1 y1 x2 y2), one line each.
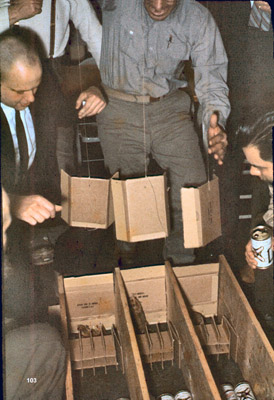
58 255 274 400
61 169 114 228
111 174 169 242
181 175 222 248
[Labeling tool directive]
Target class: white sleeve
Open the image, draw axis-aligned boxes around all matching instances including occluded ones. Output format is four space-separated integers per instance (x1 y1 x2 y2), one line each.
0 6 10 34
68 0 102 67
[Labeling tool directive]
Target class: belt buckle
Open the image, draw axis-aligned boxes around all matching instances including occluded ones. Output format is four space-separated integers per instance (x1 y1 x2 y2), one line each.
149 96 161 103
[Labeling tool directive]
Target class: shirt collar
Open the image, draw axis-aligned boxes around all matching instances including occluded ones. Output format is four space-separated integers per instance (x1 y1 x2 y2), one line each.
1 102 16 118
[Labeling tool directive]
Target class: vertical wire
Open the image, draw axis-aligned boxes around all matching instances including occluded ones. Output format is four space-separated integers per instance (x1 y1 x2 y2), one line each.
141 9 148 177
76 31 91 178
141 8 168 239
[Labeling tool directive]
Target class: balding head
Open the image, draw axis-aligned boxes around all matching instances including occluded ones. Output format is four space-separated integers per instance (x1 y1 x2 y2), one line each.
0 27 41 82
0 28 42 110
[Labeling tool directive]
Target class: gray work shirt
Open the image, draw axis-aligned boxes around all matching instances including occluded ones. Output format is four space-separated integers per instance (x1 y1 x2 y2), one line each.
99 0 230 131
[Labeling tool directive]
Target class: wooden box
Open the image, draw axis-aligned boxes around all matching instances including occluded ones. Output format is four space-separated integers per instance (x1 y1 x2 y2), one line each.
58 256 274 399
111 174 169 242
61 169 114 228
181 176 222 248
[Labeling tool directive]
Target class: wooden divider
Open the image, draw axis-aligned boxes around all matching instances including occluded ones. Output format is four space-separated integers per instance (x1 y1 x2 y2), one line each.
59 257 274 399
165 262 222 399
114 267 151 400
218 255 274 400
58 275 74 400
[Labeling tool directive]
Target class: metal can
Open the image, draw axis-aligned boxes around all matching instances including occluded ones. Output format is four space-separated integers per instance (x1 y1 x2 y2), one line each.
157 395 174 400
251 225 273 269
174 390 193 399
221 383 237 399
234 381 257 399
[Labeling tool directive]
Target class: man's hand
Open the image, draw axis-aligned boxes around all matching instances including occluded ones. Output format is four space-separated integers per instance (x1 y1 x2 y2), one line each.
245 239 258 269
10 194 62 226
76 86 106 119
208 113 228 165
255 1 271 14
8 0 43 25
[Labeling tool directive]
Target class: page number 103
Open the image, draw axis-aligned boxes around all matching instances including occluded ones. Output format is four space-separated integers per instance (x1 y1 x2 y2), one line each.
27 378 37 383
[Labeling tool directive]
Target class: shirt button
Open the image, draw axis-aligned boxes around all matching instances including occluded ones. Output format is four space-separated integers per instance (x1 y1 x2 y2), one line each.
129 30 133 35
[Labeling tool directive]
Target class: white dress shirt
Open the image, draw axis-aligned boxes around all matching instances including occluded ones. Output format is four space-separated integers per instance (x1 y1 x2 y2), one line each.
1 103 36 172
0 0 102 66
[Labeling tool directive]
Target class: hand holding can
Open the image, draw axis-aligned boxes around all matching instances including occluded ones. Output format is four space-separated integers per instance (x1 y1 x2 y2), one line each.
251 225 273 269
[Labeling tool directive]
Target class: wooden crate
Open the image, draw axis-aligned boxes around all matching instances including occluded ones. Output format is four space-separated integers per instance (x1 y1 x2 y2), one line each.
111 174 169 242
61 169 114 229
58 255 274 399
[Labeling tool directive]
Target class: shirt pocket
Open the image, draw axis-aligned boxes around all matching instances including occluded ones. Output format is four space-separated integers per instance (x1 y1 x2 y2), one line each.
164 34 189 62
119 17 144 63
156 34 190 74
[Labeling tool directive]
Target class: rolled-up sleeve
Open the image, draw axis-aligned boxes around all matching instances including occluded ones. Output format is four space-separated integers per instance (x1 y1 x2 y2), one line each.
69 0 102 67
191 10 230 132
0 5 10 34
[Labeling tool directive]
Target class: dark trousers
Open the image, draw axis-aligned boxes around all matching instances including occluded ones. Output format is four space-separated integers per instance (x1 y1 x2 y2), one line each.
33 58 77 204
97 90 206 264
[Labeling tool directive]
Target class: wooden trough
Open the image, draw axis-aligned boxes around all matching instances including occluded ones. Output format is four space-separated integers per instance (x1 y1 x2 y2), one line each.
58 255 274 399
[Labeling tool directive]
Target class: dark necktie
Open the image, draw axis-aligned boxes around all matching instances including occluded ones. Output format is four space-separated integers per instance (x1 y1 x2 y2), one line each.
15 110 29 174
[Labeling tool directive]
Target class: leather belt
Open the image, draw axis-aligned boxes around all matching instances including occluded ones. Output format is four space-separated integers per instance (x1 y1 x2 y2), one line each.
102 84 170 104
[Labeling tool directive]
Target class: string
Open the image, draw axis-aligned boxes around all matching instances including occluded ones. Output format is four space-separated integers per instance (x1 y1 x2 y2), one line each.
76 31 91 178
141 8 148 178
140 8 167 238
147 176 168 236
75 31 98 233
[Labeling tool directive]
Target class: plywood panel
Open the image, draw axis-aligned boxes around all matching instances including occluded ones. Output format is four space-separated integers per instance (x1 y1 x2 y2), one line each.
166 263 222 399
111 175 169 242
58 275 74 400
218 255 274 400
121 265 166 324
61 170 114 228
181 176 221 248
114 268 151 400
64 273 115 331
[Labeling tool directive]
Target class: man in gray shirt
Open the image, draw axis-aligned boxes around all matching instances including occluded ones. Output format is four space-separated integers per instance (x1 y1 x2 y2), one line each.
79 0 230 266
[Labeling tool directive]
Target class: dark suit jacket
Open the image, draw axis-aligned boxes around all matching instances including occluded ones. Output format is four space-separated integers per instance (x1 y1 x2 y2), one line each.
1 107 37 195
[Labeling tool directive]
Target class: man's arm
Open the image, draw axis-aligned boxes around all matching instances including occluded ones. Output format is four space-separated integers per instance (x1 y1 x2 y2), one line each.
0 0 42 34
8 0 42 24
191 8 230 164
69 0 102 67
76 86 106 119
9 194 61 226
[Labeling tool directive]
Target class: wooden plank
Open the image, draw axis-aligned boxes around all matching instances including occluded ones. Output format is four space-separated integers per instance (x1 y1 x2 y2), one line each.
69 335 117 370
174 263 219 317
181 176 221 248
218 255 274 400
111 175 169 242
60 169 71 225
121 265 166 324
63 273 115 331
165 262 222 399
114 268 151 400
58 275 74 400
111 179 130 241
61 170 114 228
137 331 174 363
